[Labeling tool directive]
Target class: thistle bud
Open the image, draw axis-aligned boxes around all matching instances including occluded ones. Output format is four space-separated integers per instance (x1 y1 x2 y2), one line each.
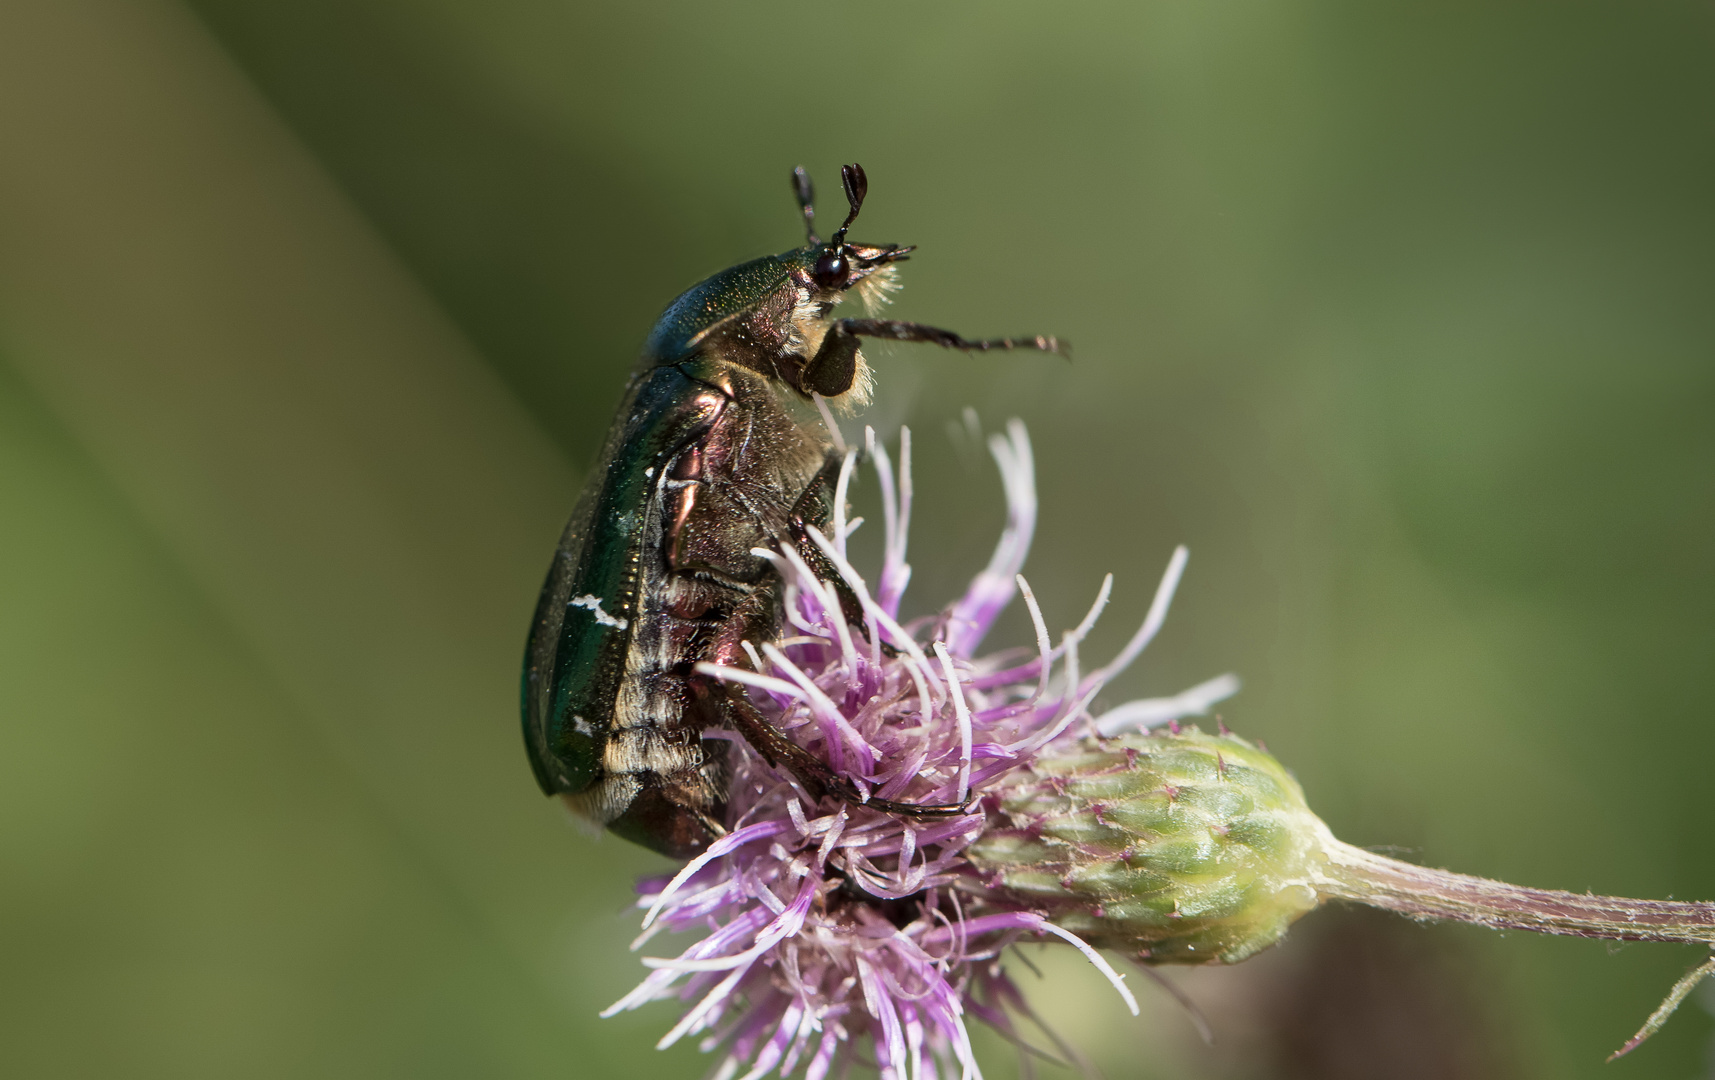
966 728 1331 964
964 725 1715 1057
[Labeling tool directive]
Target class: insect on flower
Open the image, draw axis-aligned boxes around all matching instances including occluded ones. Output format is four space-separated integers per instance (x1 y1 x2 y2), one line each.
531 166 1715 1078
605 420 1242 1080
522 163 1064 856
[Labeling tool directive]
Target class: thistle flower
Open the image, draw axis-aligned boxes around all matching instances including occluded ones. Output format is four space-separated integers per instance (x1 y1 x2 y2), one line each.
602 420 1216 1079
600 419 1715 1077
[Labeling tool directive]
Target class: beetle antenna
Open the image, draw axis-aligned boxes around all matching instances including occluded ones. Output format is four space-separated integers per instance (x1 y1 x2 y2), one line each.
791 167 820 246
829 162 867 249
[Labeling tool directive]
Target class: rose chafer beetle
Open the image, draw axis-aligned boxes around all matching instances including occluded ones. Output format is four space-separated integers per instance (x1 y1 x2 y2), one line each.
523 164 1064 857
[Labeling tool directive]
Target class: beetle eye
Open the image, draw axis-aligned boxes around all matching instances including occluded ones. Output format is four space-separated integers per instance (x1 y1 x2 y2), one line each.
812 249 848 290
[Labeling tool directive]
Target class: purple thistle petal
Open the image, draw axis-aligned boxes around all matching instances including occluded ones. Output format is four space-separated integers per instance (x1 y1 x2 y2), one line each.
1087 544 1188 688
944 420 1036 657
865 426 912 619
1095 672 1242 736
641 819 792 929
803 1028 840 1080
932 641 974 804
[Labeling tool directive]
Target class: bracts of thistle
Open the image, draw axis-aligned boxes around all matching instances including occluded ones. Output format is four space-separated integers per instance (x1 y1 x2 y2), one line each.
601 419 1715 1078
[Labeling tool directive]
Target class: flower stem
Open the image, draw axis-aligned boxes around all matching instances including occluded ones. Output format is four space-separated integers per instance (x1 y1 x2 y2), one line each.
1317 837 1715 946
1316 835 1715 1058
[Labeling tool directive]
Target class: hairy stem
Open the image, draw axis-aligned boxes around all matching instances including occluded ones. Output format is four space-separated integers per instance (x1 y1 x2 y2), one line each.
1317 837 1715 946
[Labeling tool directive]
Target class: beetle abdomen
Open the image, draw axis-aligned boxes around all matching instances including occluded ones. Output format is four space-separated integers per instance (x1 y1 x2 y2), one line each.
522 364 724 797
524 354 833 857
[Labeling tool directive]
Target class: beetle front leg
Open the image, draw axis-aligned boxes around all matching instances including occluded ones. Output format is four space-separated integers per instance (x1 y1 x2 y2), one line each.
834 318 1067 357
798 318 1067 396
797 320 866 397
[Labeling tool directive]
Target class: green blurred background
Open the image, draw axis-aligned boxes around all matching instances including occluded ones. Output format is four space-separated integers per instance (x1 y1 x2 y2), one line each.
0 1 1710 1077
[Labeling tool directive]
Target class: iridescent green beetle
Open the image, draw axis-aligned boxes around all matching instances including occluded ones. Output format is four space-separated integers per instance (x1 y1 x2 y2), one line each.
523 164 1063 856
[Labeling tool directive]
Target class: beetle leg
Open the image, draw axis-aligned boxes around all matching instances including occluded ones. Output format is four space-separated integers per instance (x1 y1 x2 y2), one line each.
797 320 866 397
605 778 729 859
714 683 972 818
787 455 899 657
799 319 1067 396
835 318 1068 358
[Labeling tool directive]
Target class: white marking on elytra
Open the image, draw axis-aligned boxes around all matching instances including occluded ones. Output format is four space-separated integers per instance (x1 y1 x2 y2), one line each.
572 715 594 737
571 593 628 630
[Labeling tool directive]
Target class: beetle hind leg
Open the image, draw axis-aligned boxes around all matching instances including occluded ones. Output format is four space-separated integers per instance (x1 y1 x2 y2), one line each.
606 779 728 859
567 766 728 860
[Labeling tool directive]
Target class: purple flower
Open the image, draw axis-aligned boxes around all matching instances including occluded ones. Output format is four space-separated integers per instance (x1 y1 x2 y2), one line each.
602 420 1239 1080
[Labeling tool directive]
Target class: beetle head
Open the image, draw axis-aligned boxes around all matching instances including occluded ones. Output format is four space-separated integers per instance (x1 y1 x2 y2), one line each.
791 163 912 304
641 163 910 377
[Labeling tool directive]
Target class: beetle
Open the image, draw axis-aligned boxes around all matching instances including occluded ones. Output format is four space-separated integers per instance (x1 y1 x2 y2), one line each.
522 163 1064 857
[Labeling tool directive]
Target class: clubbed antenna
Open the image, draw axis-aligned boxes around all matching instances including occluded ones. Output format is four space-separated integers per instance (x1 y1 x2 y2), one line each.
791 166 820 246
829 162 867 249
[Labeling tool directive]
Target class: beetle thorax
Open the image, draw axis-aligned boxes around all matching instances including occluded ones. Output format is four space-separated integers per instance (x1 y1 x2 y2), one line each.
783 262 901 410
